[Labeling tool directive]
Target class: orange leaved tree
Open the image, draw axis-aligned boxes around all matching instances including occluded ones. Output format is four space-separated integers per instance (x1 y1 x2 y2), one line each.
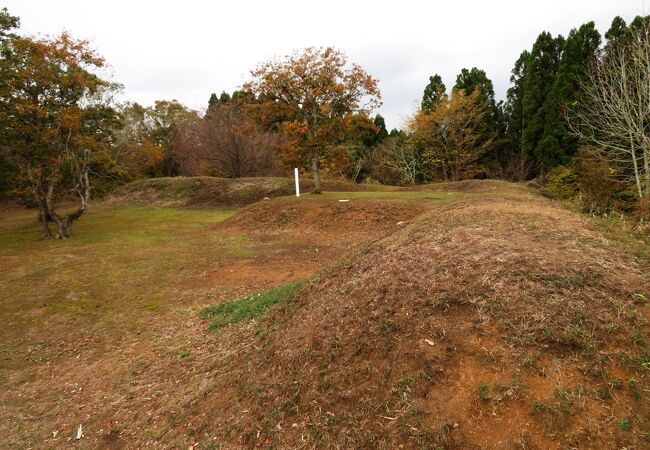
0 33 120 239
244 47 381 193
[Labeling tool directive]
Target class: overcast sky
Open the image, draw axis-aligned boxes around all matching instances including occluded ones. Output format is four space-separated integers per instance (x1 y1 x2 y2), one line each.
5 0 646 129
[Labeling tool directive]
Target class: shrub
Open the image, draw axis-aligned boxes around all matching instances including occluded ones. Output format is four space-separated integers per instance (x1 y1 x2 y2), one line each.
573 148 620 214
543 165 579 200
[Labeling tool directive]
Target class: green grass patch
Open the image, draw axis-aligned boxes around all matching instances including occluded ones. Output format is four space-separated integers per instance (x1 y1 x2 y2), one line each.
0 204 240 328
201 280 305 331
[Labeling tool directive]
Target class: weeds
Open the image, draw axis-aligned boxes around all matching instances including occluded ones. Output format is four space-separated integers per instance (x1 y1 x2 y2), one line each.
477 381 489 401
201 280 305 330
522 355 538 370
633 330 647 349
629 378 641 400
619 418 631 431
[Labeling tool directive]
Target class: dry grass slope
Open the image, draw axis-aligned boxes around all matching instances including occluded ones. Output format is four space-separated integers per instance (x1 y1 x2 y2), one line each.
192 181 649 449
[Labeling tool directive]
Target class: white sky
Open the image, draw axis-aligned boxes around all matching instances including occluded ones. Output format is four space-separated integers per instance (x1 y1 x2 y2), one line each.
5 0 646 129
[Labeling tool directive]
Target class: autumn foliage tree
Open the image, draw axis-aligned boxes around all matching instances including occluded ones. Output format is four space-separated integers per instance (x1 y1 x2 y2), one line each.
113 101 196 179
0 32 119 239
409 89 492 181
244 47 381 193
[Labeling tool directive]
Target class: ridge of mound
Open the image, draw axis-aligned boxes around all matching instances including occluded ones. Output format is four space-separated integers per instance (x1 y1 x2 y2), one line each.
109 176 393 208
193 182 649 449
221 197 433 236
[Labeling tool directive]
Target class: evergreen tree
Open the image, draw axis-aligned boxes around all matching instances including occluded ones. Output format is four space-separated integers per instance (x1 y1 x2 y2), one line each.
373 114 389 142
521 32 564 174
454 67 496 111
208 93 219 110
505 51 530 153
536 22 601 171
219 91 232 104
421 74 446 111
605 16 628 45
603 15 650 54
629 14 650 32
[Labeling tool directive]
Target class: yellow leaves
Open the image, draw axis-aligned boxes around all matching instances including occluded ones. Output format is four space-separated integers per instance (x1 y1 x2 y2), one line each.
408 89 492 181
281 120 309 139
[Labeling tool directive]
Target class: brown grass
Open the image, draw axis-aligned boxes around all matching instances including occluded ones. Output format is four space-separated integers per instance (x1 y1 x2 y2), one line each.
1 180 648 449
192 181 649 449
109 176 396 208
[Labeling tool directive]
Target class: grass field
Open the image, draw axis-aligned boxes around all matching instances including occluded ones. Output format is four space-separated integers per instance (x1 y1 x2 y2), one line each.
0 179 648 449
0 205 238 335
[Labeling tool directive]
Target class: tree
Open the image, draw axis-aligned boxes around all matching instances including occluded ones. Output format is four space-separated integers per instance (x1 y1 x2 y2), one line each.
244 47 381 193
175 101 282 178
219 91 232 104
409 89 493 181
536 22 601 171
111 102 166 179
112 100 194 178
454 67 502 176
208 93 219 110
421 74 446 111
604 16 629 49
328 113 383 181
0 33 119 239
373 114 389 142
372 134 422 185
0 6 19 193
504 50 531 178
454 67 496 113
568 20 650 198
521 32 565 175
0 6 18 39
144 100 193 176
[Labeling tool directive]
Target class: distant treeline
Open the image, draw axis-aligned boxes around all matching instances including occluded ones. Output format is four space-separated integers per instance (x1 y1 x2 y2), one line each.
1 5 648 239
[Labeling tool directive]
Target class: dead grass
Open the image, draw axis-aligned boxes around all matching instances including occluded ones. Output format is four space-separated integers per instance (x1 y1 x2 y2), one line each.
0 182 452 448
1 179 648 449
110 176 397 208
192 181 649 449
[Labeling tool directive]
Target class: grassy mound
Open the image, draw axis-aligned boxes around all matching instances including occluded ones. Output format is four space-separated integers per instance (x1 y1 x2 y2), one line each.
194 182 649 449
222 191 457 236
110 176 393 208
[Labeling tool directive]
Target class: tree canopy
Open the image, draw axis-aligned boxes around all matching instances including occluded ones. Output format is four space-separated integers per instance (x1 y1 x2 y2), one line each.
244 47 381 193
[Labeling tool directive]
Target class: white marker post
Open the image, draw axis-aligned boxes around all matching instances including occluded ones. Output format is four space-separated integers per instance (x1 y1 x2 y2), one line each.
294 167 300 197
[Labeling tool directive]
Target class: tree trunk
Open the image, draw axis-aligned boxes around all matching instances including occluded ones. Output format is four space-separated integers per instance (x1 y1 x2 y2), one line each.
36 198 52 240
311 148 322 194
43 160 90 239
631 134 643 198
642 145 650 197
